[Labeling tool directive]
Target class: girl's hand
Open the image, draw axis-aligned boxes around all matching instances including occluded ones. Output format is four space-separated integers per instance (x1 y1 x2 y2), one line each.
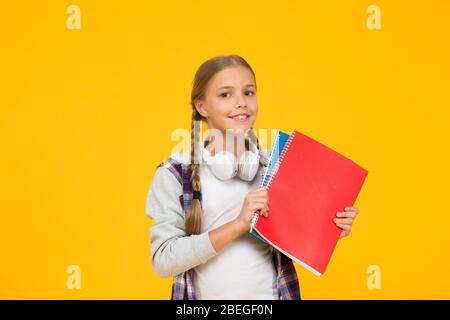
235 187 269 234
334 206 359 238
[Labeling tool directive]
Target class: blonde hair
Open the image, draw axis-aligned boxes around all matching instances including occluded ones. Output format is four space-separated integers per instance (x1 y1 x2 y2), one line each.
186 54 267 235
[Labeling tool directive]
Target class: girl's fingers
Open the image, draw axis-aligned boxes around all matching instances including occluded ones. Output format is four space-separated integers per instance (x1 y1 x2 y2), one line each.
253 187 268 194
336 223 352 231
336 211 357 218
249 193 269 201
334 218 354 225
251 202 269 217
338 209 356 237
344 206 359 214
251 201 267 208
256 209 269 218
248 195 269 205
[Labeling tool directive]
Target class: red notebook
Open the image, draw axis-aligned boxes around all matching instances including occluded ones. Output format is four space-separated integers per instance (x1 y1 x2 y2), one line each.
251 130 368 275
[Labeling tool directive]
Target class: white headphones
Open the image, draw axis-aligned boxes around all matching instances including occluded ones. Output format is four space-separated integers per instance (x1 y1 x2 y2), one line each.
200 135 260 181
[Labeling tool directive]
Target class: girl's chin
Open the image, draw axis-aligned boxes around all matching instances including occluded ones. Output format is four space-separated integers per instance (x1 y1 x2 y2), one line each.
223 129 248 136
223 125 253 135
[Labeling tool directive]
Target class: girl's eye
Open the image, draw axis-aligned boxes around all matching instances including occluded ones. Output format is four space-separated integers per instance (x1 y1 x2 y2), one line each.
219 91 255 97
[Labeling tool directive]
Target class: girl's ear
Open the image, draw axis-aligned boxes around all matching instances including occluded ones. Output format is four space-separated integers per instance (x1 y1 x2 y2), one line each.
195 100 208 118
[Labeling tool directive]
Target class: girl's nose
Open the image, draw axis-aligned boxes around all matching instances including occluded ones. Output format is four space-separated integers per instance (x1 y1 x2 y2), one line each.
235 94 247 109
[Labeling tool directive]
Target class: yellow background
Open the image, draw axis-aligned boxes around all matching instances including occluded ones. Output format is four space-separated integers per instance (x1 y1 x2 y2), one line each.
1 0 449 299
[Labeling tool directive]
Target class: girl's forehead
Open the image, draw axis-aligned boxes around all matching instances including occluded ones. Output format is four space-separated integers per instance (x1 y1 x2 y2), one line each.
208 66 255 88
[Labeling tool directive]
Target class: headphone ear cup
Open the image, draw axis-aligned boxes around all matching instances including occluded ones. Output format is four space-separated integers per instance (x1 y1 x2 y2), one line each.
237 150 260 181
208 151 238 181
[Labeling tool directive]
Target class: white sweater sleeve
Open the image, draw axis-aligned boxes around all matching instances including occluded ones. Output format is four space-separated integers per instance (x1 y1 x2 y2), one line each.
145 166 218 278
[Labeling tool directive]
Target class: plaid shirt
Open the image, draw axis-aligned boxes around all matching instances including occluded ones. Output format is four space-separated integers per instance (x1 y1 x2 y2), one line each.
158 157 301 300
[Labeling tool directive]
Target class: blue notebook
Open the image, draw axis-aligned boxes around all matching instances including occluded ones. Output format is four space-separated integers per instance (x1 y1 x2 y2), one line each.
250 130 291 243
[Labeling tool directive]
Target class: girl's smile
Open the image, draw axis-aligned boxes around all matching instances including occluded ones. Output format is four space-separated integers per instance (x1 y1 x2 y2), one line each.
228 111 252 123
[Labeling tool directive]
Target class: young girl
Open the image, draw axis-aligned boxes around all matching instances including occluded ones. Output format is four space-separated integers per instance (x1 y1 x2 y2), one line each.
145 54 359 300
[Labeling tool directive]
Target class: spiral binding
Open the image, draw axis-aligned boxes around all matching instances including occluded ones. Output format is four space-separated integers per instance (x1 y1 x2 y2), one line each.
261 131 280 185
250 130 297 230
